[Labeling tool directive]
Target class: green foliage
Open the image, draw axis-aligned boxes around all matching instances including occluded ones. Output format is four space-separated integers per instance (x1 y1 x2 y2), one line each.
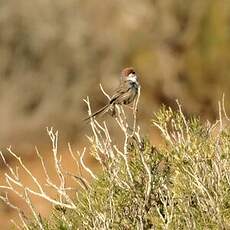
30 106 230 229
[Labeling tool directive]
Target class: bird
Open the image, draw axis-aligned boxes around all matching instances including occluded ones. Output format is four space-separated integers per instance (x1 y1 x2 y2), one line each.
85 67 140 121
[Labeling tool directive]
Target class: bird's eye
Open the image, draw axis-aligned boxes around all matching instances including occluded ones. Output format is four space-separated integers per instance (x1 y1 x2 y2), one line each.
132 71 135 74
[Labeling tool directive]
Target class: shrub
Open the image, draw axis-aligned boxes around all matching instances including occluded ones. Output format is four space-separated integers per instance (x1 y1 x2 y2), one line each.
1 98 230 229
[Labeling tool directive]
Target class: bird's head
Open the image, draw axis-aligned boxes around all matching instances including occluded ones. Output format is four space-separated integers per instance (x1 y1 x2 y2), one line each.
121 67 138 83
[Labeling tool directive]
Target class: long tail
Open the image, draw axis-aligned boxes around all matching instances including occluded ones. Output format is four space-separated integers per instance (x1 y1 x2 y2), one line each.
84 104 110 121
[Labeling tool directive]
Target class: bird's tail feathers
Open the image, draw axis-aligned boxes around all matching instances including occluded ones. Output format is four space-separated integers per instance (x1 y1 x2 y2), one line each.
84 104 110 121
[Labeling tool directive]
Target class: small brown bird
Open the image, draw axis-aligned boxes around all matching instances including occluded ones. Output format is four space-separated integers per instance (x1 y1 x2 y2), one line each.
85 67 140 120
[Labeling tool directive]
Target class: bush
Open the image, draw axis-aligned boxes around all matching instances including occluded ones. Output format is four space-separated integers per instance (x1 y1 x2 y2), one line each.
1 99 230 229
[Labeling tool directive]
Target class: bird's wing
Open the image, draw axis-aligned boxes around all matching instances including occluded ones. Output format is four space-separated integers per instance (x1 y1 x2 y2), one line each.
110 86 133 105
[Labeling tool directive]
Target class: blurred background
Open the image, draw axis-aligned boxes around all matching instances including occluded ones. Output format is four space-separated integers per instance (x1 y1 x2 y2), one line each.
1 0 230 228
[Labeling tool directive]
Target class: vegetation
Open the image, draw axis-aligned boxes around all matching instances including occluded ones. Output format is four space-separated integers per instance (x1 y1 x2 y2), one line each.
50 104 230 229
1 98 229 229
